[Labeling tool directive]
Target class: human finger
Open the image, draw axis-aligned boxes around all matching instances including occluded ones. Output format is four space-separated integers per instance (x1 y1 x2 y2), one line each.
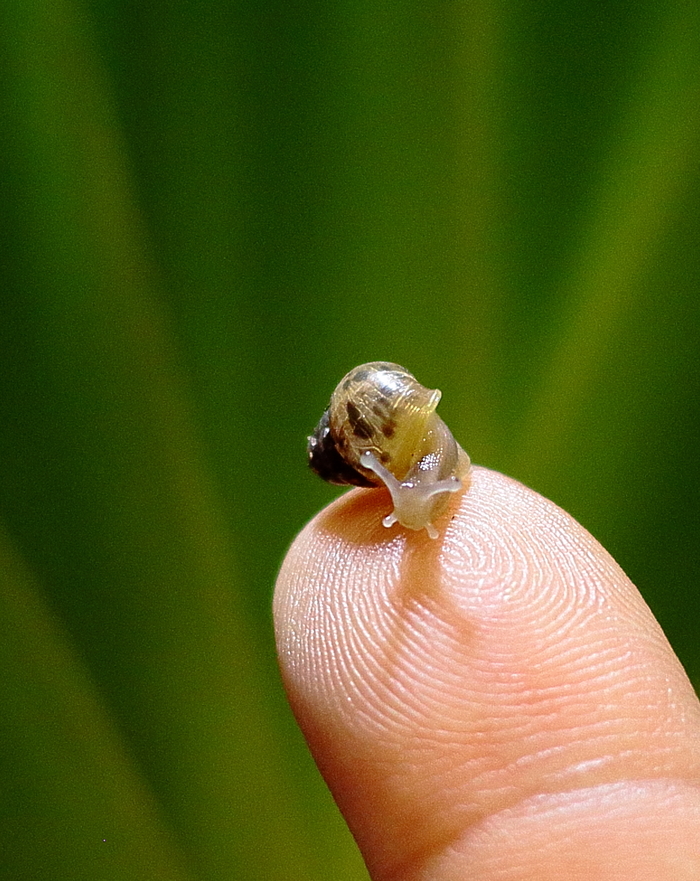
274 467 700 880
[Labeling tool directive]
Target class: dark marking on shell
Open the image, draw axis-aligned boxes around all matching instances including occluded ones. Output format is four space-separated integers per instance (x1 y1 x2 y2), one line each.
349 367 371 383
346 400 375 440
372 403 391 421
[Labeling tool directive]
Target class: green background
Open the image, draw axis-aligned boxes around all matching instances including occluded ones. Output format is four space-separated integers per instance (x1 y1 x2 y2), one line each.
0 1 698 879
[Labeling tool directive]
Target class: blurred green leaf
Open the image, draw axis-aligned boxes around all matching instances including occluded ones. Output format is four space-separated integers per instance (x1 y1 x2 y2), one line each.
0 526 193 881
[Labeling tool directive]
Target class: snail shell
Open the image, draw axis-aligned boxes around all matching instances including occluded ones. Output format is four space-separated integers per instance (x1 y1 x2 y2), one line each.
307 362 470 538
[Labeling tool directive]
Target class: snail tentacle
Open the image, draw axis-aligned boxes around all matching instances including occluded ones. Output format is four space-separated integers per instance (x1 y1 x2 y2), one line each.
359 451 461 540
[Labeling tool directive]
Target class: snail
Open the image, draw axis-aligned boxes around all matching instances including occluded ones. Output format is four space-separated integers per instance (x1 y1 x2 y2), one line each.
308 362 470 539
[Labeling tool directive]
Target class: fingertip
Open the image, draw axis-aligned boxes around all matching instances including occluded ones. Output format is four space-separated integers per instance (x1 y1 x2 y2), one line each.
275 467 700 881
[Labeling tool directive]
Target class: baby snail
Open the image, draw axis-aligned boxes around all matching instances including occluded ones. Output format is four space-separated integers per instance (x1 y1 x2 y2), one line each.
307 362 470 539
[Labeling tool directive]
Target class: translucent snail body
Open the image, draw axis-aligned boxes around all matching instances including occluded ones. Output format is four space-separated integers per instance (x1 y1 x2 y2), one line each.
307 362 470 539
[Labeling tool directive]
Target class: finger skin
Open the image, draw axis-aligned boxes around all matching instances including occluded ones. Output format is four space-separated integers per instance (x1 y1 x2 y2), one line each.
274 467 700 881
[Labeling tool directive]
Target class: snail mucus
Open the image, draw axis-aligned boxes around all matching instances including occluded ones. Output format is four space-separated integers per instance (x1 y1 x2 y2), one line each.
307 362 471 539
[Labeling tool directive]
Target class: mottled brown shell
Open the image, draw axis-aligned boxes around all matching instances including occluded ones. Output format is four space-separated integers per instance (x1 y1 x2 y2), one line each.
308 362 470 538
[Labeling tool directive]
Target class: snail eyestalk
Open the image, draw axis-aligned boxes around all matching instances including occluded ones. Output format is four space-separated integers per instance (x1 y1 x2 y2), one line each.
359 451 463 539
